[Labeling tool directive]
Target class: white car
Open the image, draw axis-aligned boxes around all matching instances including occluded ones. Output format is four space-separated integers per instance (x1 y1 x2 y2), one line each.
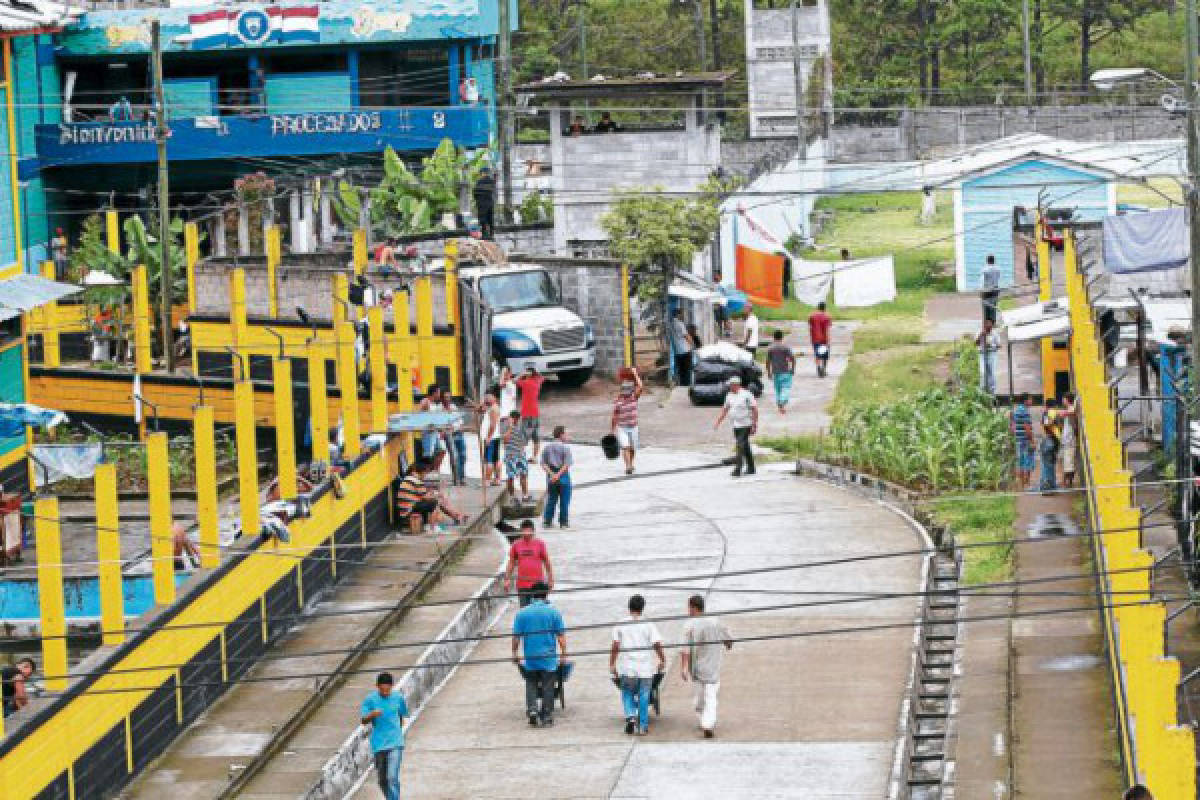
460 264 595 386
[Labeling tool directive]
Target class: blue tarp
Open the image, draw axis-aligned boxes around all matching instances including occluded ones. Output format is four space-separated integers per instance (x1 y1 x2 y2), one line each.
0 404 66 439
1102 207 1188 273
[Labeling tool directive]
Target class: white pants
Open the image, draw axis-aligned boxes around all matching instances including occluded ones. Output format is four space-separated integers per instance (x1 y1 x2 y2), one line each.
693 680 720 731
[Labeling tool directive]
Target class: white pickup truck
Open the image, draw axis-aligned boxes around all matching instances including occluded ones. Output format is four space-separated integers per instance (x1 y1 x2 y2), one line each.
459 264 595 386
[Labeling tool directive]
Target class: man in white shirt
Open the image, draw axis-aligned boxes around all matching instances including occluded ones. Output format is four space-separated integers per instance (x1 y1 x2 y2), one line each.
713 376 758 477
980 254 1001 324
671 308 695 386
609 594 665 736
742 307 760 356
681 594 733 738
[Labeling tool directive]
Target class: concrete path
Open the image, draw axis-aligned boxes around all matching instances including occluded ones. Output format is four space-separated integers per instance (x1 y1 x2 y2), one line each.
353 455 923 799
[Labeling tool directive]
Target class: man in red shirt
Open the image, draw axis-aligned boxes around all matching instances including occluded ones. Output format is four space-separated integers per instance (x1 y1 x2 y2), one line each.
516 366 545 459
808 301 833 378
504 520 555 606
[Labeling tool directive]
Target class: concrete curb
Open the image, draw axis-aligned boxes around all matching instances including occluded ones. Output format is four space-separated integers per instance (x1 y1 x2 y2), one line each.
792 458 963 800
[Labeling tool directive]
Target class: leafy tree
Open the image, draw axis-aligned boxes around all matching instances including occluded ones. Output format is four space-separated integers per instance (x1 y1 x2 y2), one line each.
601 175 732 301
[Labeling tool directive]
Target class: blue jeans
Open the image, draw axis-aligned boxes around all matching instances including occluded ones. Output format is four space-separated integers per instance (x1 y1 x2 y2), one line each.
452 432 468 481
620 676 653 732
1039 437 1059 491
543 473 572 526
374 747 403 800
979 350 997 394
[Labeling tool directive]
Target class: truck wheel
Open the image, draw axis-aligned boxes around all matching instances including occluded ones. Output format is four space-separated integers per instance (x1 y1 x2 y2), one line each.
557 368 593 387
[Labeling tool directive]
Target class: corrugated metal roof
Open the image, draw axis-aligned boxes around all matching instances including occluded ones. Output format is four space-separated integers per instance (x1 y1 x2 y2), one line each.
0 272 81 313
0 0 80 33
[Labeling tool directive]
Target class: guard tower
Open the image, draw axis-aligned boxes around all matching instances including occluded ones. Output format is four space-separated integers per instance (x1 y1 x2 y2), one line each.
744 0 832 138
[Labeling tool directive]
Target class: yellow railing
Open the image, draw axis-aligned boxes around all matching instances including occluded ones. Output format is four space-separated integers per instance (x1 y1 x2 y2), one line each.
1062 227 1196 798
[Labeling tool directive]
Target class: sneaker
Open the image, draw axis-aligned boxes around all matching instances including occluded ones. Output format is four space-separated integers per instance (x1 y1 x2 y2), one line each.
543 521 554 529
731 471 741 478
558 522 570 530
625 717 636 735
522 495 533 504
702 729 714 738
637 727 649 736
541 717 554 727
528 712 539 726
625 467 634 475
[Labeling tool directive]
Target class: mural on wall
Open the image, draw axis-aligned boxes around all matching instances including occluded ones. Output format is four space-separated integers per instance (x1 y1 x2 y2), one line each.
73 0 490 55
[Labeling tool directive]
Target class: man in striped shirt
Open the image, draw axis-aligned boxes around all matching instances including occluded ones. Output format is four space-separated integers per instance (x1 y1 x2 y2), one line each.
611 368 644 475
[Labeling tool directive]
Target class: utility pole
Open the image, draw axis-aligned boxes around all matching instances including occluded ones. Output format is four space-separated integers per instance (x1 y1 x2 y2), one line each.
151 20 174 372
498 0 513 219
1186 0 1200 376
707 0 722 71
1021 0 1034 105
790 0 806 160
691 0 708 71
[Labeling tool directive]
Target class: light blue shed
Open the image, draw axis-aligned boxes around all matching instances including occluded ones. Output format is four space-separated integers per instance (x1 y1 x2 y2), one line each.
951 154 1117 291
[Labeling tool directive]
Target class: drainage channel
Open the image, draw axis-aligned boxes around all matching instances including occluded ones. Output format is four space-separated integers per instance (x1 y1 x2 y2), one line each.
903 548 962 800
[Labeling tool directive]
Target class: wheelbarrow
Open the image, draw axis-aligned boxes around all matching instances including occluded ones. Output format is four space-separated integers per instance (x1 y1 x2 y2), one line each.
611 670 665 717
516 661 575 709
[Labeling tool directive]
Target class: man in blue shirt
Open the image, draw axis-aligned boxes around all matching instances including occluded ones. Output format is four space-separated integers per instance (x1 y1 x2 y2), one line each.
360 672 409 800
511 581 568 726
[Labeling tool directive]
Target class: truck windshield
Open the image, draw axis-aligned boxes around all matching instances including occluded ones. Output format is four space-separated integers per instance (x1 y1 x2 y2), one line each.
478 270 560 313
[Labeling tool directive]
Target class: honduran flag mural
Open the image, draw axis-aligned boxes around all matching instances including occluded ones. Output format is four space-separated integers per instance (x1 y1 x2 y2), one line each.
184 6 320 50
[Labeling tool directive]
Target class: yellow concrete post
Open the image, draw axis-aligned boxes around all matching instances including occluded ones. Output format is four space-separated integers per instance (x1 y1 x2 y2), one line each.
391 289 414 411
184 221 199 313
94 463 124 645
620 264 633 367
307 343 331 464
38 261 60 368
131 264 152 374
332 273 349 326
35 495 67 690
230 268 248 346
415 276 435 392
273 357 298 497
337 320 361 458
443 240 462 396
353 228 367 275
368 306 388 433
105 209 120 255
146 432 175 606
193 405 220 568
1036 220 1055 400
234 378 260 541
266 225 281 318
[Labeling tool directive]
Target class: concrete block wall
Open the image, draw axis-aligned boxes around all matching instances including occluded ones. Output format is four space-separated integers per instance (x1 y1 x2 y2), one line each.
554 265 625 376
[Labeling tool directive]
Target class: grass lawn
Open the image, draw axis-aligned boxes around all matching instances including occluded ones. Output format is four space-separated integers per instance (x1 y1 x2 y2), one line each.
928 493 1018 585
758 190 956 324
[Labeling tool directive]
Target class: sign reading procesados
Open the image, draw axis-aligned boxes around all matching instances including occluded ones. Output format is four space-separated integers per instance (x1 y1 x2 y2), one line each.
269 111 383 135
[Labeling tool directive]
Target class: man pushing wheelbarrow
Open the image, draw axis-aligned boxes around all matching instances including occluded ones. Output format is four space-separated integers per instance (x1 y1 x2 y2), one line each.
610 593 666 736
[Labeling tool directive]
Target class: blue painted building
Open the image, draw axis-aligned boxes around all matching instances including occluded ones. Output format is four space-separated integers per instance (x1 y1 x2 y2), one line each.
25 0 511 212
950 154 1117 291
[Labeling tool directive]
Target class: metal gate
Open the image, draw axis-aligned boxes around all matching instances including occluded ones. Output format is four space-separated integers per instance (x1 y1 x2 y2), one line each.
458 278 493 402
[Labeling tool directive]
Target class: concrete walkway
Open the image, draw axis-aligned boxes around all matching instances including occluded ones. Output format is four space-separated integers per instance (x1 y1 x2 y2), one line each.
353 455 924 799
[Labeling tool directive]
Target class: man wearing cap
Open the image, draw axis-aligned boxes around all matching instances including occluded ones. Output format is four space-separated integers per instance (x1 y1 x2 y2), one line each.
611 367 644 475
713 376 758 477
512 581 568 726
360 671 409 800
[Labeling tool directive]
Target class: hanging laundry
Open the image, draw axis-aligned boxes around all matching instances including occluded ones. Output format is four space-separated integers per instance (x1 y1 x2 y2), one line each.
32 444 104 487
792 258 835 307
833 257 898 308
1102 208 1188 273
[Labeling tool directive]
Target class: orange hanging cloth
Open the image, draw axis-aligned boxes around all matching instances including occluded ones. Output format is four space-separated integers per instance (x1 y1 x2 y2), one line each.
735 245 785 307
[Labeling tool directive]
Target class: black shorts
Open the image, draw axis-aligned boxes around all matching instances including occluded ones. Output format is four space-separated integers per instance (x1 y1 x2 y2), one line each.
410 499 437 522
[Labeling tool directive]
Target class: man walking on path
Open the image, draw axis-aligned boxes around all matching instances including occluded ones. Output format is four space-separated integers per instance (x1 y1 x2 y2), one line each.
610 594 665 736
516 366 545 459
714 376 758 477
765 330 796 414
975 319 1000 395
681 595 733 738
359 672 408 800
981 254 1001 323
808 301 832 377
671 308 695 385
504 520 554 606
611 368 644 475
541 425 573 529
501 410 531 503
1010 393 1035 489
742 306 760 358
512 581 567 727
